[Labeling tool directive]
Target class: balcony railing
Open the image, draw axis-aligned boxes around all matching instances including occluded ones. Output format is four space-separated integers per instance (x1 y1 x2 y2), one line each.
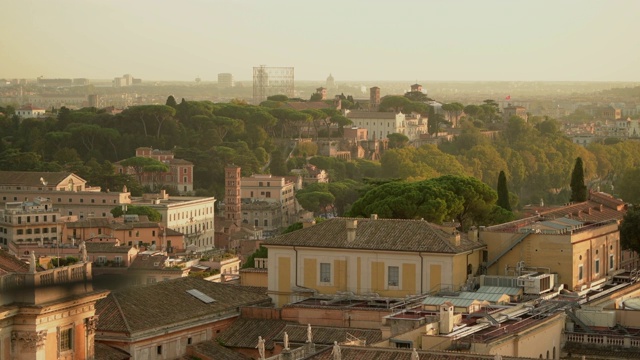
564 331 640 348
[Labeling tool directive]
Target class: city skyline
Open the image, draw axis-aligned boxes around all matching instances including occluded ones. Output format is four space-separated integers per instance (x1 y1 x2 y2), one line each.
2 0 640 82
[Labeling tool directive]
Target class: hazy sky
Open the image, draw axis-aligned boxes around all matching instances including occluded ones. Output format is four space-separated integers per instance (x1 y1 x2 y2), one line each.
2 0 639 82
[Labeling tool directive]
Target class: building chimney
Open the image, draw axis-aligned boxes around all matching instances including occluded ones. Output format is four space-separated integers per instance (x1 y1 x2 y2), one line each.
346 219 357 243
468 227 478 242
439 302 455 334
370 214 378 220
450 231 461 247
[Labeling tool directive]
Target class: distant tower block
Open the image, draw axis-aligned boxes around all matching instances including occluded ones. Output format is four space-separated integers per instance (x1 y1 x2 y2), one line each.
225 165 242 227
218 73 234 88
370 86 380 111
411 83 423 92
316 87 327 100
253 65 294 104
326 73 335 88
87 94 100 108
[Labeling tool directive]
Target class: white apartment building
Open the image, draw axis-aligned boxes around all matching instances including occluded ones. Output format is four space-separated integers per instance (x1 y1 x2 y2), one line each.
133 193 216 251
0 171 131 222
0 198 61 248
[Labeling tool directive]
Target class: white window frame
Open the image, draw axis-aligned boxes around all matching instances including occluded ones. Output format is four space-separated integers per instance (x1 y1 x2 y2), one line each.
388 265 400 288
578 264 584 281
319 262 332 285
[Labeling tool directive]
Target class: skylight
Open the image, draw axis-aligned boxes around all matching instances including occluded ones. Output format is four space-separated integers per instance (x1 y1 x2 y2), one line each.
186 289 215 303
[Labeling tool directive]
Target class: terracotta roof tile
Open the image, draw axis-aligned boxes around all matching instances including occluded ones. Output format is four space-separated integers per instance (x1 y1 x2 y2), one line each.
283 102 333 111
308 346 539 359
95 278 271 334
217 318 290 349
86 242 133 254
0 249 29 274
277 325 382 346
94 342 131 360
0 171 80 187
347 111 401 119
188 341 251 360
264 218 484 254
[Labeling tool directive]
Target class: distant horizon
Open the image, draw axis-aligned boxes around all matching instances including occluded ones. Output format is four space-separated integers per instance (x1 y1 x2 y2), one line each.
3 1 639 82
6 76 640 85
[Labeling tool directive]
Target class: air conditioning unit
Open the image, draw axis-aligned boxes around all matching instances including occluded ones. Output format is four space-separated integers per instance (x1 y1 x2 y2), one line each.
519 273 556 294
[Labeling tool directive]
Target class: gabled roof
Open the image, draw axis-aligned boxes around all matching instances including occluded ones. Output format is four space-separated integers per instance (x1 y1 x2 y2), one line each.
86 242 133 254
264 218 485 254
188 341 251 360
217 318 290 349
0 250 29 274
128 254 168 269
282 101 333 111
307 346 531 359
95 277 271 334
346 111 400 119
0 171 84 187
277 324 382 346
94 342 131 360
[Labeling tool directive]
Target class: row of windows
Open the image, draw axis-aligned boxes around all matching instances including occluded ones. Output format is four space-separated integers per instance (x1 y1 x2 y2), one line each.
15 227 57 235
2 196 119 204
319 263 402 287
577 255 615 281
6 214 57 224
168 207 213 222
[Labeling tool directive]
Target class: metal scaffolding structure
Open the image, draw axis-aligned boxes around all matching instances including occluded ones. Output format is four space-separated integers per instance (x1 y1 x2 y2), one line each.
252 66 294 104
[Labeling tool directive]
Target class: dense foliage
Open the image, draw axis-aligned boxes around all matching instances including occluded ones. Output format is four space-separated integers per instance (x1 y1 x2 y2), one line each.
2 96 639 217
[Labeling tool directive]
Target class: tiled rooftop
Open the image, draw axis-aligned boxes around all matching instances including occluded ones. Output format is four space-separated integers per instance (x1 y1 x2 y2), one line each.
217 318 291 349
0 171 78 187
307 346 539 359
0 250 29 274
95 277 271 334
188 341 251 360
94 342 131 360
86 242 133 254
277 324 382 346
265 218 484 254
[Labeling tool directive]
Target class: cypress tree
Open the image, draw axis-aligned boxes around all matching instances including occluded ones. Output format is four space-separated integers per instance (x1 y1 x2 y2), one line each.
570 157 588 202
497 170 511 211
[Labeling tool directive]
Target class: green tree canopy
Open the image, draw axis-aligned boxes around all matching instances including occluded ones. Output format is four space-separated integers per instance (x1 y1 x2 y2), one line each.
111 205 162 222
621 207 640 253
387 133 410 149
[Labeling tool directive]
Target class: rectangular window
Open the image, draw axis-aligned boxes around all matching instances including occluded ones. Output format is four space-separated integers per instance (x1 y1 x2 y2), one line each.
595 259 600 275
320 263 331 283
60 328 72 351
115 256 122 265
610 254 614 270
97 256 107 264
188 337 192 345
578 265 583 281
388 266 399 287
157 345 162 355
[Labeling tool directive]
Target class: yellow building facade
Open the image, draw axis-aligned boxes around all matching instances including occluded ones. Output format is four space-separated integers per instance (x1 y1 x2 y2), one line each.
480 217 620 291
265 217 485 306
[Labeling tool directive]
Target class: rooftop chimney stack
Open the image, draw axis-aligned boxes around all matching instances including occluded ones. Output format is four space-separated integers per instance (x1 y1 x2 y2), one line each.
346 219 358 243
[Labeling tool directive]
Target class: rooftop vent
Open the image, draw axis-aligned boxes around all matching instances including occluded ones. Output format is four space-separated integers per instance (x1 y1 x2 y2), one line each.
186 289 216 303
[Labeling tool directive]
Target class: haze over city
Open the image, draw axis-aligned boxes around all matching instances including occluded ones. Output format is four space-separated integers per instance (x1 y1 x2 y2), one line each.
3 0 640 82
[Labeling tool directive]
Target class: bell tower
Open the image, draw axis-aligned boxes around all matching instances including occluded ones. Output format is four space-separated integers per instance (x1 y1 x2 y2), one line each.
225 165 242 227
